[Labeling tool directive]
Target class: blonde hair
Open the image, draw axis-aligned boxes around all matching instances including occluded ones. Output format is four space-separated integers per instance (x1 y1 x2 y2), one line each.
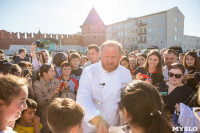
101 40 122 54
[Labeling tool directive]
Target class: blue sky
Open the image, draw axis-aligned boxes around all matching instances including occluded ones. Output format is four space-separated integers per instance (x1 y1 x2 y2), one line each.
0 0 199 36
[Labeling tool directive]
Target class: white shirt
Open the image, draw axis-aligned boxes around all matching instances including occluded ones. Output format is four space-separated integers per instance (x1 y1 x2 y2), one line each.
0 126 16 133
163 65 169 81
77 62 132 133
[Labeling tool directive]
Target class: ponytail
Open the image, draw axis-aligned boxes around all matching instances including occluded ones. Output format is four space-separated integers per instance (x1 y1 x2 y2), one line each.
36 63 52 81
145 113 173 133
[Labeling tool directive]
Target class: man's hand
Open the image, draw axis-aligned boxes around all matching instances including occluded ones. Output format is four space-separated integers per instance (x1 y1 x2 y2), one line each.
97 119 110 133
89 116 110 133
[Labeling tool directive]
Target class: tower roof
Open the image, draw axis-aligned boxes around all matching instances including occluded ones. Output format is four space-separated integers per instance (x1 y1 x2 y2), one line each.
82 7 104 26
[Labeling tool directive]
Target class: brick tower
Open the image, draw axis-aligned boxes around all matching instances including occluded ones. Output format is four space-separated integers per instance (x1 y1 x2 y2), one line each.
81 7 106 46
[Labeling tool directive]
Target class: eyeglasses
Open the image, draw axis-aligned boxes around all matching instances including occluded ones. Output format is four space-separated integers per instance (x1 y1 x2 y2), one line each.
168 72 182 79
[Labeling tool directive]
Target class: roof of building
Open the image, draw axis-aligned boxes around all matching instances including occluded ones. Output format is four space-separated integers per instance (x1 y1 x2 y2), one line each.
82 7 105 26
107 7 182 26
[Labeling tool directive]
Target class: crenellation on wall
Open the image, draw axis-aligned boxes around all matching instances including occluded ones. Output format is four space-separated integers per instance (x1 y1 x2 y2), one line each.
0 30 83 49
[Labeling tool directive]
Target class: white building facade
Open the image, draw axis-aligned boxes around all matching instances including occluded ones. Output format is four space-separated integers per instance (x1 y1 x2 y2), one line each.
106 7 200 52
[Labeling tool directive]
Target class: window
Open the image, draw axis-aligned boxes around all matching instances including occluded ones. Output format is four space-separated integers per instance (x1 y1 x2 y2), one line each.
149 18 152 24
154 27 157 31
125 31 127 36
154 17 157 22
153 36 156 41
160 18 163 23
175 26 178 32
132 37 134 42
140 37 143 41
124 24 127 29
175 17 178 23
121 32 123 36
144 28 146 33
175 10 178 14
175 36 177 41
148 28 152 32
143 19 147 24
121 24 123 29
118 25 120 30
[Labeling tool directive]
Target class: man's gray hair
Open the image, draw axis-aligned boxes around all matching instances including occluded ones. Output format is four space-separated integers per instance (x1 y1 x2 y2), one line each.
101 40 122 54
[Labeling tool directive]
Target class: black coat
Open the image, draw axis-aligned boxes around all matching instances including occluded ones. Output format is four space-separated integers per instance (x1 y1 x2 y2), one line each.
158 81 194 114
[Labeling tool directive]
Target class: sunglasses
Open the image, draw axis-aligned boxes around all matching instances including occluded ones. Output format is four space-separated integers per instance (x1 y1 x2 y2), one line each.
168 72 182 79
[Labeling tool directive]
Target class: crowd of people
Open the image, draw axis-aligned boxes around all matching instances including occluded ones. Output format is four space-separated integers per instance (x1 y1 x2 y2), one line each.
0 40 200 133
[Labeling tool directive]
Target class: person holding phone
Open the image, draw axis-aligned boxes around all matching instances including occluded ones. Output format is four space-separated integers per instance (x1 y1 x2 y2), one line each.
33 63 66 133
183 51 200 91
31 43 49 71
57 61 79 100
134 50 164 86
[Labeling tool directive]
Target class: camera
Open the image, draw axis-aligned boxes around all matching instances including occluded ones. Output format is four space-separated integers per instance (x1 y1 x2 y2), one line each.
35 40 44 48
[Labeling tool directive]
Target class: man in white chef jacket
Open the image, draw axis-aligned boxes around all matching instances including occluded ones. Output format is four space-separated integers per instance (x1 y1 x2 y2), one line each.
76 40 132 133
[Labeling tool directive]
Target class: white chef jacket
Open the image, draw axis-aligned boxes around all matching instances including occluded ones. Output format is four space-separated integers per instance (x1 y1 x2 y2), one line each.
77 62 132 133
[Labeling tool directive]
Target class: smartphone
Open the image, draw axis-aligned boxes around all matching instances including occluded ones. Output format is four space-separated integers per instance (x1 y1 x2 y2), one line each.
160 92 167 96
59 82 65 92
188 66 195 74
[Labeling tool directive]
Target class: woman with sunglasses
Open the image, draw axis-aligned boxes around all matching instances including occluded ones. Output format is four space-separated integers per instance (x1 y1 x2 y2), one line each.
33 63 67 133
183 51 200 91
158 63 194 115
134 50 163 86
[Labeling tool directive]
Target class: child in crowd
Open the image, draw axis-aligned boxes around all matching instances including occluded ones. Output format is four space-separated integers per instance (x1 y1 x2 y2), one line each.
0 75 28 133
69 53 82 82
14 98 42 133
58 61 79 99
47 98 84 133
